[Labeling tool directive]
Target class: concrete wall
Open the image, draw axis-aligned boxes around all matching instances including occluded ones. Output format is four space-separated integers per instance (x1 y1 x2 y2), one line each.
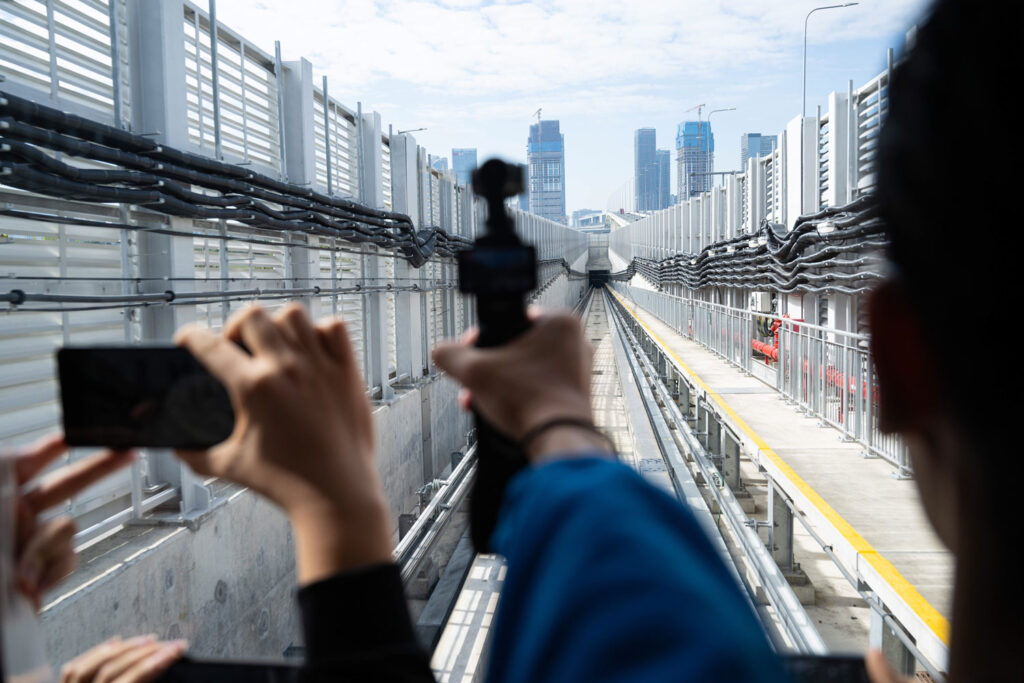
40 378 471 666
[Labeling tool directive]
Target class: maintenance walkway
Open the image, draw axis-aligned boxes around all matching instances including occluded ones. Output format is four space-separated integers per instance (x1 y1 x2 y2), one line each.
609 289 953 670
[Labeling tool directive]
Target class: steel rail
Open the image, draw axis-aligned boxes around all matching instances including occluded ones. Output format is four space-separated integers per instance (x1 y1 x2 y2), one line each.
605 289 828 654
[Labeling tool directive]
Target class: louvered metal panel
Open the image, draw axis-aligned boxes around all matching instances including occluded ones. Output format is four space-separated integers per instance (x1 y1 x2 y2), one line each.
382 138 392 211
854 71 888 197
0 194 133 523
315 237 365 378
312 88 359 198
818 113 830 209
430 172 441 227
183 2 281 171
384 255 396 376
0 0 128 124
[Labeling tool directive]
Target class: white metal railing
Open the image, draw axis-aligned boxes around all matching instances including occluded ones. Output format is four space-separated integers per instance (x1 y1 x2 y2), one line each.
0 0 588 549
611 284 910 476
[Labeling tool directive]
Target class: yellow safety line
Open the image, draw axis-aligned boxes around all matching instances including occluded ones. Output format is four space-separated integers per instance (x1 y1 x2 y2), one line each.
609 290 950 645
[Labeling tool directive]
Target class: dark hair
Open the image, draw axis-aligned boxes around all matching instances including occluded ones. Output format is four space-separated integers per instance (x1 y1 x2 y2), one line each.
878 0 1020 442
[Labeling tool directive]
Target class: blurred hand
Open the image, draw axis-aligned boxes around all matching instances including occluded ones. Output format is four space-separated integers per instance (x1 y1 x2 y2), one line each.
865 650 913 683
11 435 134 610
175 304 391 581
433 309 606 461
61 636 186 683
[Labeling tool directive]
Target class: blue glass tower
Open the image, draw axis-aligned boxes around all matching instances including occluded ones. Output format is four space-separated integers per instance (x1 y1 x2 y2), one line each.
527 120 566 224
676 121 714 199
634 128 658 211
452 148 477 187
739 133 777 168
656 149 671 209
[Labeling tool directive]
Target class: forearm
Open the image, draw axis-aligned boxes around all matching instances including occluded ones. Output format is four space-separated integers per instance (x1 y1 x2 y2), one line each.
289 497 392 586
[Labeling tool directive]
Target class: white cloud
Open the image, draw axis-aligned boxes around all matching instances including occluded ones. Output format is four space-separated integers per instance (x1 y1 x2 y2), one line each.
213 0 931 209
217 0 926 97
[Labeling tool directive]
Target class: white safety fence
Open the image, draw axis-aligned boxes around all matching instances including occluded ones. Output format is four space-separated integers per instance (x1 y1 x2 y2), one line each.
0 0 588 547
611 283 910 476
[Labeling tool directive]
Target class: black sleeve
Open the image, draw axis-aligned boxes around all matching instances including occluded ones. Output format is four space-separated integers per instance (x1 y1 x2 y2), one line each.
296 563 435 683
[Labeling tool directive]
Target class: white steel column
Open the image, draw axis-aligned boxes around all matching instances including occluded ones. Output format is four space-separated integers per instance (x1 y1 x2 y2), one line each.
391 133 423 382
128 2 209 514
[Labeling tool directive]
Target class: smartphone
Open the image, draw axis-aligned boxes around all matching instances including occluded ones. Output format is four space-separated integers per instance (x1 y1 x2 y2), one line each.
57 346 234 449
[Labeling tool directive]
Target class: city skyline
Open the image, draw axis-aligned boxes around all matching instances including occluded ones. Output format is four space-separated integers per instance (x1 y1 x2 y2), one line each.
210 0 929 215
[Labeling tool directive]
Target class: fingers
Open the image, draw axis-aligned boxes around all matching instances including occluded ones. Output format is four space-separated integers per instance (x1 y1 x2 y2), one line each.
62 636 151 683
458 388 473 412
223 305 291 357
865 649 906 683
460 326 479 346
15 434 68 484
95 640 186 683
17 516 76 609
175 325 250 388
173 448 217 479
274 304 323 359
114 641 186 683
61 637 186 683
23 449 134 514
23 450 134 515
432 342 485 386
315 318 358 369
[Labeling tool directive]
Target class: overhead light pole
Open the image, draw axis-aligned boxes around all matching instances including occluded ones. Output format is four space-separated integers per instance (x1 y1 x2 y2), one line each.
397 127 427 135
706 107 736 188
803 4 858 117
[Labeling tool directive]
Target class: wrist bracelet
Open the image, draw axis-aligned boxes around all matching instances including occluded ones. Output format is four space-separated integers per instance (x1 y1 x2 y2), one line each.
519 417 617 455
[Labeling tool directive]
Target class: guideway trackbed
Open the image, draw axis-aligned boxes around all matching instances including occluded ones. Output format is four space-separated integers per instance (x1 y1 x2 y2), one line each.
608 289 953 671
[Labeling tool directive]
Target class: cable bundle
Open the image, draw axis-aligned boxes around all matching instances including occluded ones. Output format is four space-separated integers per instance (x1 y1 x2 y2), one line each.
609 197 885 294
0 90 470 267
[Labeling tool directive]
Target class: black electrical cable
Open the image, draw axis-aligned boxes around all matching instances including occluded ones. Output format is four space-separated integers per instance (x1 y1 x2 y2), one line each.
606 197 885 295
0 90 473 267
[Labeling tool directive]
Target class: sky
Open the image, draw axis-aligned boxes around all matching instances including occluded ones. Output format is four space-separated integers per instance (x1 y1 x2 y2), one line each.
212 0 933 214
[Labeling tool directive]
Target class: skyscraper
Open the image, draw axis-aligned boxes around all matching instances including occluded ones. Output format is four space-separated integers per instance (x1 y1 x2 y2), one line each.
676 121 714 200
739 133 777 168
527 120 566 224
452 148 477 187
430 156 448 173
656 149 671 210
634 128 658 211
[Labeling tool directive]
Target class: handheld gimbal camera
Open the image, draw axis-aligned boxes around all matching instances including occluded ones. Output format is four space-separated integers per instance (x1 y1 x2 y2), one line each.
458 159 537 552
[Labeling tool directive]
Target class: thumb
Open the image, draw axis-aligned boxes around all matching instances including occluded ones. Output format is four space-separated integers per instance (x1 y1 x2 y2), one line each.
865 649 905 683
432 342 484 386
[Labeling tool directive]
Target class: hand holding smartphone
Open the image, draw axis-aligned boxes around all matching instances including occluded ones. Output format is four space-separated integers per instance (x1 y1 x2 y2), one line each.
57 346 235 450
